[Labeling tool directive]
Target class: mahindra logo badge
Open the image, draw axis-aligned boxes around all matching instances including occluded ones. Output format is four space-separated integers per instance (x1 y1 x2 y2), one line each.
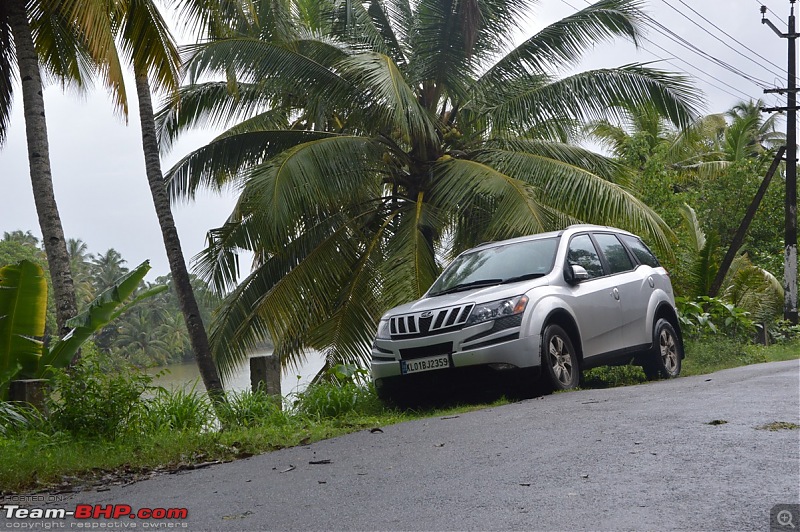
420 311 433 318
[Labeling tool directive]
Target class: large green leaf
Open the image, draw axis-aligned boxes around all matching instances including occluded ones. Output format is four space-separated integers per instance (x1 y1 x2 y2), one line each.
38 260 152 377
0 260 47 381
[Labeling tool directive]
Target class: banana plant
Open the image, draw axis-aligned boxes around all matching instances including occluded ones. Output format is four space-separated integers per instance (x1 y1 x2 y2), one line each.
0 259 165 400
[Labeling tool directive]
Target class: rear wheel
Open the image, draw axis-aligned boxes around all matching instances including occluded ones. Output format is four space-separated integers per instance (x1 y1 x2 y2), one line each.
643 318 682 380
541 324 580 391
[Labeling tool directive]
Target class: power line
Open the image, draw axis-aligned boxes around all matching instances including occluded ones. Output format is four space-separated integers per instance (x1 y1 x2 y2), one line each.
638 35 757 102
643 14 774 89
753 0 784 22
557 0 765 103
666 0 786 79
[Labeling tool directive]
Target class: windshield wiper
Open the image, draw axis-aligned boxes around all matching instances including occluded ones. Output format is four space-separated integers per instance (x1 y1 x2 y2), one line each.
430 279 504 296
501 273 545 284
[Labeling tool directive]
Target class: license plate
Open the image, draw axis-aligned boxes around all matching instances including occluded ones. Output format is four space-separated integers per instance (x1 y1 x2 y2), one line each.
401 355 451 375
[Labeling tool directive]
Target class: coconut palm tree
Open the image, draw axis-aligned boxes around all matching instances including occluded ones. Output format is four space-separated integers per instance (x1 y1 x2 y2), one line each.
157 0 702 380
67 238 95 308
670 99 784 180
1 0 127 336
94 0 229 399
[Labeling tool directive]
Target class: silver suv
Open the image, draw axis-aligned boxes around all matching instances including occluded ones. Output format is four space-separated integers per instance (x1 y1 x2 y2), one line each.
371 225 683 400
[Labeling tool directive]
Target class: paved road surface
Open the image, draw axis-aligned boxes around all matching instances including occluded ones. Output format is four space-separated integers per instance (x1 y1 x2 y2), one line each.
24 360 800 530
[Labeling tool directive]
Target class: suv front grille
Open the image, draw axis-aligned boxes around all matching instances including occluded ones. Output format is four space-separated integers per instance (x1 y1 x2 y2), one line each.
390 303 474 338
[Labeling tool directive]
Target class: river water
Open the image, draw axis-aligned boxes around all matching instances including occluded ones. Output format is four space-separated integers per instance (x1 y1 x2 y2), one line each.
148 350 327 397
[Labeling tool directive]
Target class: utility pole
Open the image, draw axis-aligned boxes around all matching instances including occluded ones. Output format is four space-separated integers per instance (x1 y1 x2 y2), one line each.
762 1 799 324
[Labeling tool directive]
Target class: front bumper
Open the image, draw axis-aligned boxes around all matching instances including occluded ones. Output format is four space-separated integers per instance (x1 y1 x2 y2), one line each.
370 320 540 381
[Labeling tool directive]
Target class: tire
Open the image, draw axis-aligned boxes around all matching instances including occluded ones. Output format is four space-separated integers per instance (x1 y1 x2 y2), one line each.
642 318 683 380
541 324 580 391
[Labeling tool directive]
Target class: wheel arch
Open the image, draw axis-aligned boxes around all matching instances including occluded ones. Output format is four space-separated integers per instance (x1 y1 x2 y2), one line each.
542 309 584 365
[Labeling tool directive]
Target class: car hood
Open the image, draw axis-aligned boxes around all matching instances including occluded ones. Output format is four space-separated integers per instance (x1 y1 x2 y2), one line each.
382 276 551 318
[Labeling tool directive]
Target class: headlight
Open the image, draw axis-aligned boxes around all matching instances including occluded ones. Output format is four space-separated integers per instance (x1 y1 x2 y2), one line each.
375 319 391 339
466 295 528 326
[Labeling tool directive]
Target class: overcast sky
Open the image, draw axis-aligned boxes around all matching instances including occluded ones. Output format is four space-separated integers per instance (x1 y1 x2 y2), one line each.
0 0 793 280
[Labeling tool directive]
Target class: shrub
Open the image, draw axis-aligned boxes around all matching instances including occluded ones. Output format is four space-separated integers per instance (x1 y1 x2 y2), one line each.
47 347 152 439
293 365 383 419
676 296 758 341
139 385 213 433
217 388 287 429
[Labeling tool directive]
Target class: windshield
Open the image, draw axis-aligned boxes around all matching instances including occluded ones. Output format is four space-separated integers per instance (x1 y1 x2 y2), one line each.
428 237 559 296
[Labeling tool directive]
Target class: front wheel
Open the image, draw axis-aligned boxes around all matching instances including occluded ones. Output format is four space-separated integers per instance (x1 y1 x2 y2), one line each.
642 318 683 380
541 324 580 391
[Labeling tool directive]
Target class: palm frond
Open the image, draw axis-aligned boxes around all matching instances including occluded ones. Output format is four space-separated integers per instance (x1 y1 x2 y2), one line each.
482 65 702 136
467 148 672 254
477 0 644 88
380 195 442 304
115 0 180 94
0 6 14 145
365 0 407 66
209 210 374 381
155 81 279 153
430 158 554 240
165 130 340 202
679 203 706 253
44 0 128 116
338 52 439 149
307 214 393 367
723 254 783 323
181 38 353 102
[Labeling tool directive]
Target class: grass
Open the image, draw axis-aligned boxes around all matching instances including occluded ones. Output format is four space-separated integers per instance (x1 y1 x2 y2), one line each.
682 338 799 376
0 385 509 494
1 339 796 495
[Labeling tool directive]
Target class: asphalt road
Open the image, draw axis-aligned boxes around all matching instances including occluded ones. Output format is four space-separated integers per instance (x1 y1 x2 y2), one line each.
23 360 800 531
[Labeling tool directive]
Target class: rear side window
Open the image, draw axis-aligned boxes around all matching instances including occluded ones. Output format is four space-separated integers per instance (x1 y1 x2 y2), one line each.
620 235 660 268
567 235 604 278
594 233 634 274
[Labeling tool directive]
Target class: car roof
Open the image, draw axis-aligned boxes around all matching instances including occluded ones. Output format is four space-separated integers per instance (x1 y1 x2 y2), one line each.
469 224 635 252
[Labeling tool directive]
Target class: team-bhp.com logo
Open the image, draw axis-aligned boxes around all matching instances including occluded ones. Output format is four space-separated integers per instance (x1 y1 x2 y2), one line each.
2 504 188 524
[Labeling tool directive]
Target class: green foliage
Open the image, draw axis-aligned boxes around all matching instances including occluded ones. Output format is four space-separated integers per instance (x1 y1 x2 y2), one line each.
217 388 287 429
0 258 162 399
294 365 382 419
47 346 153 440
582 365 647 388
0 260 48 398
676 296 758 341
0 401 49 437
769 320 800 344
681 338 768 376
140 385 212 432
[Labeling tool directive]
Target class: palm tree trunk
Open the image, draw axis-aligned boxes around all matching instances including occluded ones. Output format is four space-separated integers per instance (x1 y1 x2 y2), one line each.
7 0 77 336
133 68 226 404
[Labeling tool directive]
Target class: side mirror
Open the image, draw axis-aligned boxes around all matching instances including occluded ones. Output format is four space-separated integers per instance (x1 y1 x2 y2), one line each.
569 264 589 284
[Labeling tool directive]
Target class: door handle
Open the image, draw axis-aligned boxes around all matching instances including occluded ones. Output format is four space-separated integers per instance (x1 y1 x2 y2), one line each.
612 287 620 300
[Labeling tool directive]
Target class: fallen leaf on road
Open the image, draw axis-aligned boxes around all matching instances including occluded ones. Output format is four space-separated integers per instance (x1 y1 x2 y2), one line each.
707 420 728 425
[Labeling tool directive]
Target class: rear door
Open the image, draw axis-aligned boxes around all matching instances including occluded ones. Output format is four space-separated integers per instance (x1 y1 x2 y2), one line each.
592 232 649 350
